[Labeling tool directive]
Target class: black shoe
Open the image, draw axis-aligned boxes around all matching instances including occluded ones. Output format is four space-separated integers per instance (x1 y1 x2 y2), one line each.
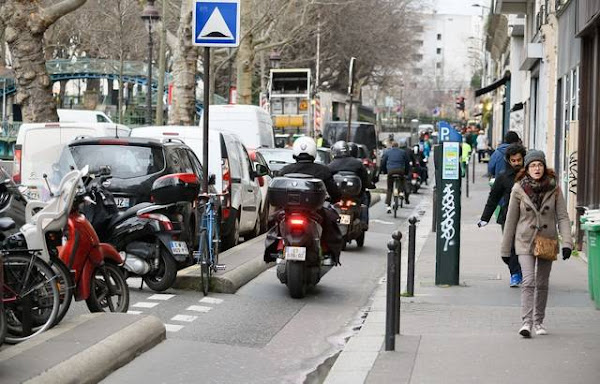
405 199 410 205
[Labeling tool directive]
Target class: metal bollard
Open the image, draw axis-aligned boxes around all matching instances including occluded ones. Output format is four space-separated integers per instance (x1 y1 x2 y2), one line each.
432 185 437 233
407 216 417 297
385 238 399 351
472 152 476 184
465 160 470 198
392 231 402 335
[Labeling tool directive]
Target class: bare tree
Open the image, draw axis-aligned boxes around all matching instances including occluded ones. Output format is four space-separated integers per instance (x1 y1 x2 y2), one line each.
0 0 88 122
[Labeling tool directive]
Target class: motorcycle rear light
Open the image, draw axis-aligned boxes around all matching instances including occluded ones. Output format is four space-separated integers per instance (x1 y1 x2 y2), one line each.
413 173 419 178
138 213 174 231
222 207 231 220
288 217 306 229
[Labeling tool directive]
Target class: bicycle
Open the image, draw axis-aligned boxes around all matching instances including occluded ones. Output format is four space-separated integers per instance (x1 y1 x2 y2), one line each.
391 174 405 218
2 250 60 343
194 193 227 296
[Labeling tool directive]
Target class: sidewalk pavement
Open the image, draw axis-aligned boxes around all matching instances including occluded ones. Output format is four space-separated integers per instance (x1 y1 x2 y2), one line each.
0 313 165 383
325 161 600 384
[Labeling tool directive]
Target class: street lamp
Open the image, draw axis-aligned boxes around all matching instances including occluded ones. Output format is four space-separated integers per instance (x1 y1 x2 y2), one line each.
141 0 160 125
472 3 489 88
269 51 282 69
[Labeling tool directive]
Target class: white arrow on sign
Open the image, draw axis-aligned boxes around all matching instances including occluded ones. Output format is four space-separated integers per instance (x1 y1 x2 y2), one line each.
198 7 233 39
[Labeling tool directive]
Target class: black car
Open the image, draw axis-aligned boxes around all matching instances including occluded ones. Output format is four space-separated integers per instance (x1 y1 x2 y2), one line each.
67 137 207 249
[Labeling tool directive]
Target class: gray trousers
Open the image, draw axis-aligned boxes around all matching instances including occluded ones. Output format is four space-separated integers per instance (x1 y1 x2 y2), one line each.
519 254 553 325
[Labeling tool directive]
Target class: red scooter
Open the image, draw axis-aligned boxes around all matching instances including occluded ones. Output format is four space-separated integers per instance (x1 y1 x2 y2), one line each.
58 167 129 312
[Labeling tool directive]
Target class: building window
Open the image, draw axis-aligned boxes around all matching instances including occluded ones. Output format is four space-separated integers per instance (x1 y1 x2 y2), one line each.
412 54 423 61
436 48 442 54
413 68 423 75
437 33 442 40
570 67 579 121
415 40 424 47
436 62 442 69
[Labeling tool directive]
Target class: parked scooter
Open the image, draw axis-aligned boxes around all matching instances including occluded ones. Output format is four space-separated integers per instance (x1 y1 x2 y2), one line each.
266 174 336 298
83 169 200 292
333 171 367 249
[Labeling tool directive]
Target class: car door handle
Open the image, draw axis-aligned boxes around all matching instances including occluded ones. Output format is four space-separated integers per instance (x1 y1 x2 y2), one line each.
247 189 254 193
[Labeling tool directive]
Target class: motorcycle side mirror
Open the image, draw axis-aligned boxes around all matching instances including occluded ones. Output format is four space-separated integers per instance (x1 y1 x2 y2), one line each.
255 164 268 177
208 174 216 186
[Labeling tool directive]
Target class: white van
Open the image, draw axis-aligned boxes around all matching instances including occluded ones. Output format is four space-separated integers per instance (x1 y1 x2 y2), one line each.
200 105 274 149
14 122 131 200
57 109 114 123
131 126 264 249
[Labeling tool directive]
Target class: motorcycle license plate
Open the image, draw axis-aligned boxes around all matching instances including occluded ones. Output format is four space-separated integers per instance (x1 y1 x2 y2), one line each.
170 241 189 255
115 197 130 208
284 246 306 261
339 214 352 225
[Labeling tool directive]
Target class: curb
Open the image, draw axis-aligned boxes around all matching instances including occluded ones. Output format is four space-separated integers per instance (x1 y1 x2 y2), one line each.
173 234 272 294
22 314 165 384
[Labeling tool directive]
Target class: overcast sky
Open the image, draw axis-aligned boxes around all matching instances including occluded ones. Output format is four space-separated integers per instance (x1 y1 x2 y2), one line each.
433 0 492 16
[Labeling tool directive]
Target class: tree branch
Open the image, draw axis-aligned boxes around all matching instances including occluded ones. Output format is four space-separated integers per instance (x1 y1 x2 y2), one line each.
42 0 88 28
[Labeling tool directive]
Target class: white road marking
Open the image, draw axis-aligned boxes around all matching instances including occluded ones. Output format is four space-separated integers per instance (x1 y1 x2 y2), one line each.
199 297 223 305
127 310 143 315
147 294 176 301
165 324 184 332
370 219 395 225
133 302 159 308
186 305 212 313
171 314 198 322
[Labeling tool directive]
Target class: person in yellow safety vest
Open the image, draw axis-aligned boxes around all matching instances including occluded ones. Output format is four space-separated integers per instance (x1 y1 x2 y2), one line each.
461 136 472 177
316 133 324 147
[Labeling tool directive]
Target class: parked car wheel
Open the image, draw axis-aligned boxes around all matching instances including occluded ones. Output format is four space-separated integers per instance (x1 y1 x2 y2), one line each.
259 202 269 234
223 215 240 250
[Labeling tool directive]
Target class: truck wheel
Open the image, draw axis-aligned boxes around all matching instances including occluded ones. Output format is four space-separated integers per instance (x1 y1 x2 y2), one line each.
286 261 307 299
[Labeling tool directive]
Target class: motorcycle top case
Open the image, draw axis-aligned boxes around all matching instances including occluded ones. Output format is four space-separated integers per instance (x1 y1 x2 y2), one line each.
333 172 362 197
151 173 200 204
268 174 326 210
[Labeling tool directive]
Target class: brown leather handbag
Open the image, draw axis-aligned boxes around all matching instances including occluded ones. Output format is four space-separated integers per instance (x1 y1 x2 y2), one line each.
533 234 559 261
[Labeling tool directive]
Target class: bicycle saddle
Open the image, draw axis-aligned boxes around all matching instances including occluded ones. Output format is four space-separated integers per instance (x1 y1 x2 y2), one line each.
0 217 16 231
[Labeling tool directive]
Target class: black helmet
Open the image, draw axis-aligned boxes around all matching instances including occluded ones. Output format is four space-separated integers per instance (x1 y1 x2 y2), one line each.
331 141 350 159
348 142 359 158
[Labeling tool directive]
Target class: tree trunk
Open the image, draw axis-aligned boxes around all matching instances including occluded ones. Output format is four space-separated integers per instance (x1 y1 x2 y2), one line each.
118 55 124 123
0 0 87 123
168 0 198 125
236 0 254 105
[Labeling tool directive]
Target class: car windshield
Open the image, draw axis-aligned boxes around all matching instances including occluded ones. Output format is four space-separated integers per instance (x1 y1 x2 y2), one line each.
258 149 295 165
316 149 331 164
68 144 165 179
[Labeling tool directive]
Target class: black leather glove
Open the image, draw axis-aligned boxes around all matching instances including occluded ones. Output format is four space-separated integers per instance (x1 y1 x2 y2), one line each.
562 248 572 260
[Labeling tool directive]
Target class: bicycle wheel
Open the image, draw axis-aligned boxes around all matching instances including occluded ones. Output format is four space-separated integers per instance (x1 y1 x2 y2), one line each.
48 258 74 326
3 254 60 344
393 195 398 218
211 218 220 267
199 233 210 296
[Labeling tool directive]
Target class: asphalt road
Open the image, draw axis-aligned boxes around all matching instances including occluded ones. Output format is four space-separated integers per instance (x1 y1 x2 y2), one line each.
58 182 431 383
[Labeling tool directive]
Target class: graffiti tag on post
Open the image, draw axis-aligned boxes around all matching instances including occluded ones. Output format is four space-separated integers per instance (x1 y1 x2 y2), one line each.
440 183 456 251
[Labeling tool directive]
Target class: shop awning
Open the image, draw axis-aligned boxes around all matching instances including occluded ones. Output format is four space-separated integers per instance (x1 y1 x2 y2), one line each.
475 73 511 97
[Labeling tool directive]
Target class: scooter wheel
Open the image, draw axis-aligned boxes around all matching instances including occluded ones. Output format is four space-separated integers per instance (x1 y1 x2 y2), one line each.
86 263 130 313
143 247 178 292
356 232 365 248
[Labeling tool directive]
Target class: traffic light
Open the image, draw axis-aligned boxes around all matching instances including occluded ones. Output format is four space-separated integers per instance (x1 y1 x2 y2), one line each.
455 96 465 111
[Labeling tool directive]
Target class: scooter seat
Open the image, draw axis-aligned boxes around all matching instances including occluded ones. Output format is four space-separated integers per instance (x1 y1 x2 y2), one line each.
0 217 15 231
108 202 155 228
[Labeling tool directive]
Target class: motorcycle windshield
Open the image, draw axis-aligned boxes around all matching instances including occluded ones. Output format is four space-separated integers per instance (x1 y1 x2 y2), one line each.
33 147 80 202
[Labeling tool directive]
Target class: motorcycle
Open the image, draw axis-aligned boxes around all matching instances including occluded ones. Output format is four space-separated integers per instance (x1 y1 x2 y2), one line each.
333 171 367 249
83 169 200 292
409 165 422 193
266 174 335 299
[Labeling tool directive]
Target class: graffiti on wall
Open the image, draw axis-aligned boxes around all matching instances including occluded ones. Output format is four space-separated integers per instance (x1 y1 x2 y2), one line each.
568 151 577 195
440 183 456 252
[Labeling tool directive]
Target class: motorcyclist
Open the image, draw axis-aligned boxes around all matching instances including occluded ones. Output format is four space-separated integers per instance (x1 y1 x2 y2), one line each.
276 137 343 264
328 141 372 228
412 144 428 182
381 140 412 213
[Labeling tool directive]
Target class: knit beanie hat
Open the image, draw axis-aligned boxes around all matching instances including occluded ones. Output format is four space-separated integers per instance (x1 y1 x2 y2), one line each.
524 149 546 169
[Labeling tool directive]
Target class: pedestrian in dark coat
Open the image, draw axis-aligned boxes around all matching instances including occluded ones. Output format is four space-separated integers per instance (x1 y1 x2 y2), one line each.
501 150 573 338
488 131 521 177
479 144 527 287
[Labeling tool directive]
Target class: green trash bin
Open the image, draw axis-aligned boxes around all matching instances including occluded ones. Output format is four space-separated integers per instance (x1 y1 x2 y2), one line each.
581 216 593 301
583 220 600 310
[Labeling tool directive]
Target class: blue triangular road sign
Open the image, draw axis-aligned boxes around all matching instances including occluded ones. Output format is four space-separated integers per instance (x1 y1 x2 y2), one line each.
194 0 240 47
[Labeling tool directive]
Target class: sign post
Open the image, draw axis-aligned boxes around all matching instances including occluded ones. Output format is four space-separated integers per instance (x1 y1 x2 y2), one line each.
193 0 240 193
434 121 462 285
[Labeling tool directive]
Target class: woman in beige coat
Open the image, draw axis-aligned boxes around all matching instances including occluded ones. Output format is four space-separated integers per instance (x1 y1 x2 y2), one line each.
501 150 573 338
